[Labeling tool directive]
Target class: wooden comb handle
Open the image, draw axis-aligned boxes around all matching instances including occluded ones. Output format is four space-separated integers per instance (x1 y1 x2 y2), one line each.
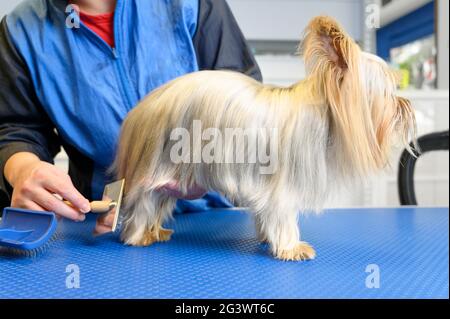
63 200 117 213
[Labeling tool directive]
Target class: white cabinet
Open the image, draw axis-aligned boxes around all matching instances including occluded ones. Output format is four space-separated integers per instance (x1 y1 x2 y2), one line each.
366 91 449 207
326 90 449 208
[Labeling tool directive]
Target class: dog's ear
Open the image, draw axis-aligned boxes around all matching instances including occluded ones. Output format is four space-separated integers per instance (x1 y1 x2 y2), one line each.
395 96 418 154
302 16 354 75
302 16 394 175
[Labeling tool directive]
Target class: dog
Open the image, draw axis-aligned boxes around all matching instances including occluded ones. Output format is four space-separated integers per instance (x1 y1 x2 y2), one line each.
110 16 416 261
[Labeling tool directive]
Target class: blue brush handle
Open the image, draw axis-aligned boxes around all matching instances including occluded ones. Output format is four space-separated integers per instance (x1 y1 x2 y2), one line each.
0 208 58 250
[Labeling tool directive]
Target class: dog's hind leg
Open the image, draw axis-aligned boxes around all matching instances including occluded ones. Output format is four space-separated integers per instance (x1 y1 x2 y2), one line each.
254 202 315 261
120 189 177 247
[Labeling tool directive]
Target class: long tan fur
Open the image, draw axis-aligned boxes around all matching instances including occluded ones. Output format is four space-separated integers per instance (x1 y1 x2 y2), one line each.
110 16 416 261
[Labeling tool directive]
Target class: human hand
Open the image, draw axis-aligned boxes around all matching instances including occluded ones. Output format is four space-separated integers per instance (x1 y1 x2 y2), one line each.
6 153 90 221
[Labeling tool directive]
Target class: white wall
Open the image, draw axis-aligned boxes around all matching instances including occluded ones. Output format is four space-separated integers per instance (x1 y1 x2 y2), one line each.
0 0 22 18
227 0 363 41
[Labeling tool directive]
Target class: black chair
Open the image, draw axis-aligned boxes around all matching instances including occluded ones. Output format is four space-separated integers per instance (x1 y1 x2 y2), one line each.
398 130 449 205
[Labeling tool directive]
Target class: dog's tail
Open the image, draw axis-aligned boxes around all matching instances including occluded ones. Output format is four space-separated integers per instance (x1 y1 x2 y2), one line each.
108 89 176 198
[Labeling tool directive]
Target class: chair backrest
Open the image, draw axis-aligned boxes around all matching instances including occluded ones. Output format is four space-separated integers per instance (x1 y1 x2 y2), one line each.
398 130 449 205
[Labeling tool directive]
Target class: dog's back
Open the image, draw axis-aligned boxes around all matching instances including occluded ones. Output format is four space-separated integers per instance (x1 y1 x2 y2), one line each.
114 70 313 206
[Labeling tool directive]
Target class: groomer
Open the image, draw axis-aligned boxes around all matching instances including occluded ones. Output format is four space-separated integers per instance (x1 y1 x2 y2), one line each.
0 0 262 221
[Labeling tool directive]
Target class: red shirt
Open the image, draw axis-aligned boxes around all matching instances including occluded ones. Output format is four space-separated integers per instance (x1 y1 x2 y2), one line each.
79 11 115 47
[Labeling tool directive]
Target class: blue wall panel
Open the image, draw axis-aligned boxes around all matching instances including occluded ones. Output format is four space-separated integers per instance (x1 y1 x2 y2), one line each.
377 1 435 61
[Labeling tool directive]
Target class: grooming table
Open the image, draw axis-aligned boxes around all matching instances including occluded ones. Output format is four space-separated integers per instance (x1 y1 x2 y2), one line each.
0 207 448 299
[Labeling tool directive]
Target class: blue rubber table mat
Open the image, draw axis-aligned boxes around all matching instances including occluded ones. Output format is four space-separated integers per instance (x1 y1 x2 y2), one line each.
0 207 448 299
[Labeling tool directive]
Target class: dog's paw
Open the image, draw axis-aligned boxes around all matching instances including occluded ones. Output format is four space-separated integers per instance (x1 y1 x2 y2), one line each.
276 242 316 261
127 227 174 247
133 231 158 247
157 227 174 242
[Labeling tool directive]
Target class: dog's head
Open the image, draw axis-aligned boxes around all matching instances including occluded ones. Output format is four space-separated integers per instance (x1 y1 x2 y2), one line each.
301 16 416 176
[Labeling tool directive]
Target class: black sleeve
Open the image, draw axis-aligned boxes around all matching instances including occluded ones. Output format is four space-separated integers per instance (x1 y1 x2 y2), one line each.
193 0 263 82
0 17 61 209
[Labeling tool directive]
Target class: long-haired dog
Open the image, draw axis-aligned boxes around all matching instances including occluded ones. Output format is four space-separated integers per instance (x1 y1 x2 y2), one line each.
111 16 416 261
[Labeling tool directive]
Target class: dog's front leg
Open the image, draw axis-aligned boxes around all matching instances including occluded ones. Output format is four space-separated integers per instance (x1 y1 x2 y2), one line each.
256 208 316 261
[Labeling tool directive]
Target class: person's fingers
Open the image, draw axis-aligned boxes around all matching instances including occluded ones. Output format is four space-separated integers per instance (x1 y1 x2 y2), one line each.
41 175 90 213
30 189 85 221
98 212 115 227
12 194 63 222
15 200 46 212
93 223 113 236
94 212 115 236
9 161 87 221
12 198 63 220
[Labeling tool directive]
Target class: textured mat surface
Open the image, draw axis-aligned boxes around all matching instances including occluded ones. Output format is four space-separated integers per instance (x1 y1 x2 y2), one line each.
0 207 448 299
